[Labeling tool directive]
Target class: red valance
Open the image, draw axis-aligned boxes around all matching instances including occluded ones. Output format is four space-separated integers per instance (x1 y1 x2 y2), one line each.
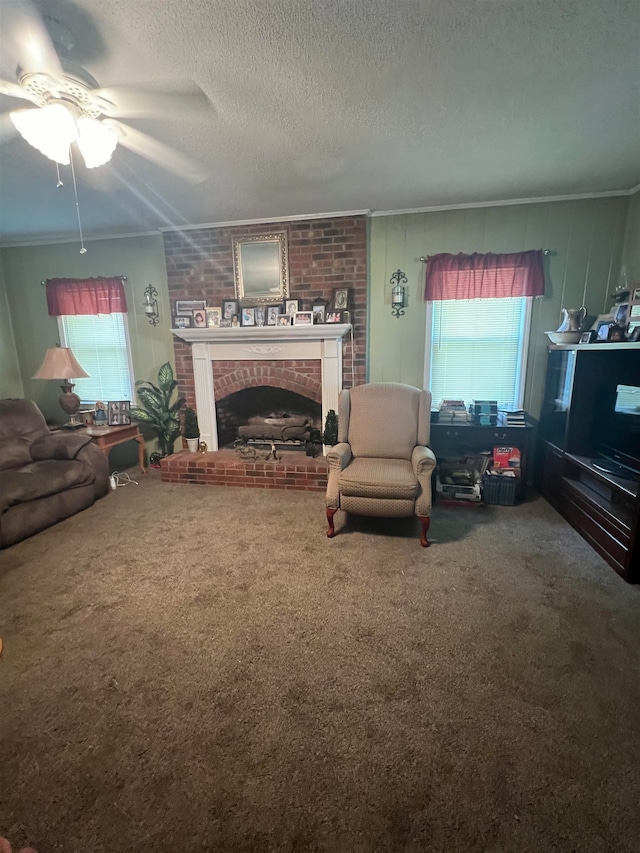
424 250 545 301
46 277 128 316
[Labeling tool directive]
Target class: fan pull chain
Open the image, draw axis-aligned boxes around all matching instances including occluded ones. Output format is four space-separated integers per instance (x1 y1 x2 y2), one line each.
69 148 87 254
55 163 63 188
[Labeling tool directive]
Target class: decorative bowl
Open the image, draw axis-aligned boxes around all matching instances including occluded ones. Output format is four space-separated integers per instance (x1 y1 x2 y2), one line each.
545 331 583 344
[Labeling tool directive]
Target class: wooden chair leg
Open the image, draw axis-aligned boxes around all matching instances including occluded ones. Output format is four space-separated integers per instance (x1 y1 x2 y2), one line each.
418 516 431 547
326 507 338 538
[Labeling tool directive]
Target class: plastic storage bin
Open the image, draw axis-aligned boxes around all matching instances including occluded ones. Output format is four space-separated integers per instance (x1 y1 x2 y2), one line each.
482 474 517 506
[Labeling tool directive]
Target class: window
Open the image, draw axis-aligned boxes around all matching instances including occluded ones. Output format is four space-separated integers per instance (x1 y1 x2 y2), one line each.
426 296 531 409
58 313 134 404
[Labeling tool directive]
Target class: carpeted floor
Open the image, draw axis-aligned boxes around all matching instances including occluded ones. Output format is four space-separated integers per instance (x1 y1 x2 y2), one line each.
1 472 639 853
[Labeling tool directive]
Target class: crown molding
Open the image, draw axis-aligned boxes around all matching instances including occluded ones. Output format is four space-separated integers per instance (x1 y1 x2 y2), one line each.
159 210 371 233
371 188 640 217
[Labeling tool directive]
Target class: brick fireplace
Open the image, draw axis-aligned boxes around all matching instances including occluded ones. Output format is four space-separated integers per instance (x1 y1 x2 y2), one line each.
161 215 366 490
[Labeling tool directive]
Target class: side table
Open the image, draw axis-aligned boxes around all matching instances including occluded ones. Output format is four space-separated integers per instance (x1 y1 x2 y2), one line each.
79 424 147 474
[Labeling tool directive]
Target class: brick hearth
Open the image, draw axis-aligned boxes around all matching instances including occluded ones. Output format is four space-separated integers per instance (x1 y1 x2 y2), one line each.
161 450 328 491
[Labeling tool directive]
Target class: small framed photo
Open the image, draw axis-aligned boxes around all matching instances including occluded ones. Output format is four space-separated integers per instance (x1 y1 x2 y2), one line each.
632 286 640 301
192 308 207 328
580 330 596 344
222 299 239 320
331 286 350 311
266 304 283 326
325 310 343 324
174 314 192 329
108 401 131 426
175 299 206 316
285 299 299 317
595 319 613 341
220 318 232 328
241 307 256 326
614 303 629 325
294 310 313 325
311 299 328 324
277 314 292 326
254 305 266 326
206 307 222 327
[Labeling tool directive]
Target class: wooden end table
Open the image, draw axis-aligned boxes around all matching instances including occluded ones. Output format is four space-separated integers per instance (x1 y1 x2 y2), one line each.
79 424 147 474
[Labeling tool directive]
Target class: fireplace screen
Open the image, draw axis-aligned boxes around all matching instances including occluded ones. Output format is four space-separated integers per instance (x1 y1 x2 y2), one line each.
216 386 321 449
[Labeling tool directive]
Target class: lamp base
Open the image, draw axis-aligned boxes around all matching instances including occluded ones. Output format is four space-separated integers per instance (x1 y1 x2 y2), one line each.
58 381 83 429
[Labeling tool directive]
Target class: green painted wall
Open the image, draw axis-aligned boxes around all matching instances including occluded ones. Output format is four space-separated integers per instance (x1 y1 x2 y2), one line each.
0 263 23 399
621 191 640 285
369 196 629 420
0 234 175 463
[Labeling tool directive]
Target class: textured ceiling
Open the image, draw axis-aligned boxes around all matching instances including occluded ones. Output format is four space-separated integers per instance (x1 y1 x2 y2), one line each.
0 0 638 243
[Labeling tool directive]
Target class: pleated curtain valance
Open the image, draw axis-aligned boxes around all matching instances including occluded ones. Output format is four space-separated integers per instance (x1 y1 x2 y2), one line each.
424 250 545 301
46 276 128 316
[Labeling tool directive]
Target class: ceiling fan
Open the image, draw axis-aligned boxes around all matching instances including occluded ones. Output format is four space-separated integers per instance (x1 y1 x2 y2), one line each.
0 0 211 183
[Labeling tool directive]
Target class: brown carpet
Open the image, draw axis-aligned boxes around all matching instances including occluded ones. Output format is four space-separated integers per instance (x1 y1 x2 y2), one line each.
1 473 639 853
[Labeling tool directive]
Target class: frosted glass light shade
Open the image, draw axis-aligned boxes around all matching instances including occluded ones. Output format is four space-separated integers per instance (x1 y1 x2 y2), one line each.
76 117 118 168
10 104 78 165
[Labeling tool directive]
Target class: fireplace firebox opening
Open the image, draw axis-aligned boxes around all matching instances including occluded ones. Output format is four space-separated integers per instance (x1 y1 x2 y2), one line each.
216 386 322 449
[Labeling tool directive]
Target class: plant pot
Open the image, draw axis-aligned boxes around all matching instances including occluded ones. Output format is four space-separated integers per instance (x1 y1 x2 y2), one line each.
186 437 200 453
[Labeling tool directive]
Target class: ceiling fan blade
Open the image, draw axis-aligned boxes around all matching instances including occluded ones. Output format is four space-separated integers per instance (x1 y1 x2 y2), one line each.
0 76 34 102
1 0 63 78
91 84 213 121
107 120 210 185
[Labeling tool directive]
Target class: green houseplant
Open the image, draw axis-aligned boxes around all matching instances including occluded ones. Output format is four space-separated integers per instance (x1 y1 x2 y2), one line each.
323 409 338 446
182 406 200 452
130 362 185 458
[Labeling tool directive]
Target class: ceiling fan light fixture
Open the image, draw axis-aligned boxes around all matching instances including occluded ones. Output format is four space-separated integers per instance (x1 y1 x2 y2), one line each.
76 117 118 168
10 103 78 165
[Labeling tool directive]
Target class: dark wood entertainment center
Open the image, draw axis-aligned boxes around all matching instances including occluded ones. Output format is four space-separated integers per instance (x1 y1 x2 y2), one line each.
536 343 640 582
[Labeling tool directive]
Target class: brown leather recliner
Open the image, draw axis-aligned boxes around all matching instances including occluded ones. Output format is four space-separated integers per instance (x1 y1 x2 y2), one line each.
0 399 110 549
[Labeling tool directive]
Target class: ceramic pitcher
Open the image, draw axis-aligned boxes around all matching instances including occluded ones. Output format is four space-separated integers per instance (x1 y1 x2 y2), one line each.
557 307 587 332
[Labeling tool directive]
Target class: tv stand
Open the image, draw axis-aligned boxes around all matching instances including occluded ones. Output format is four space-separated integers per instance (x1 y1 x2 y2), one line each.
536 344 640 582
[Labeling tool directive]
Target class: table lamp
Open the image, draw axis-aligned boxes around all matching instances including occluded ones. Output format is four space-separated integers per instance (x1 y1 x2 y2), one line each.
33 346 89 429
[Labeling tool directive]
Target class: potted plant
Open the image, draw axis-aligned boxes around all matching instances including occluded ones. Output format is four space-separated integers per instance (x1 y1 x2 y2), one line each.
130 362 184 460
323 409 338 447
183 407 200 452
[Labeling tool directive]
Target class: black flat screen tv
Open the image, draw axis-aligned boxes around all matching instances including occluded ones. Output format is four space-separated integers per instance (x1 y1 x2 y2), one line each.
594 383 640 478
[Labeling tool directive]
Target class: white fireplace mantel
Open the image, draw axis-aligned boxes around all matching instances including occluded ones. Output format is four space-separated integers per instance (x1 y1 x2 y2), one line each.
172 324 352 345
171 324 352 451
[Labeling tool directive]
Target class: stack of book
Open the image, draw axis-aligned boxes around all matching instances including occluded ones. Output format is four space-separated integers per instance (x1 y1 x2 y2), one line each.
438 399 470 423
498 408 526 427
471 400 498 426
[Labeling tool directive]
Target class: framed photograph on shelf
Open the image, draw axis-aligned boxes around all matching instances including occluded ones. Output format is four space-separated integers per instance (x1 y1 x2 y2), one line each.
193 309 207 328
277 314 291 326
325 310 343 324
206 307 222 327
108 401 131 426
222 299 239 320
285 299 299 317
241 306 256 326
174 315 192 329
220 318 232 328
294 311 313 326
254 306 266 326
311 298 328 324
331 286 350 311
595 318 613 341
266 304 283 326
580 330 596 344
175 299 206 316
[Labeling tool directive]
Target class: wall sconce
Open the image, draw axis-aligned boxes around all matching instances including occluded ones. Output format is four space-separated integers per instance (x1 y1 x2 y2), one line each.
390 269 408 318
143 284 160 326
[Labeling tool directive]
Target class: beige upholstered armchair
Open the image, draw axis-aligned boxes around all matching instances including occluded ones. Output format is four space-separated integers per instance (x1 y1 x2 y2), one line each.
326 383 437 546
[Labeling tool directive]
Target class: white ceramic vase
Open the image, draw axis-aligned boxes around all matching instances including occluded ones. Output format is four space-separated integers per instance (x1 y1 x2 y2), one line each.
186 437 200 453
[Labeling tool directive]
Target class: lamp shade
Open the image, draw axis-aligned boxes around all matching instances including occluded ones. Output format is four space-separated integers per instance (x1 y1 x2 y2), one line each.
33 347 89 380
